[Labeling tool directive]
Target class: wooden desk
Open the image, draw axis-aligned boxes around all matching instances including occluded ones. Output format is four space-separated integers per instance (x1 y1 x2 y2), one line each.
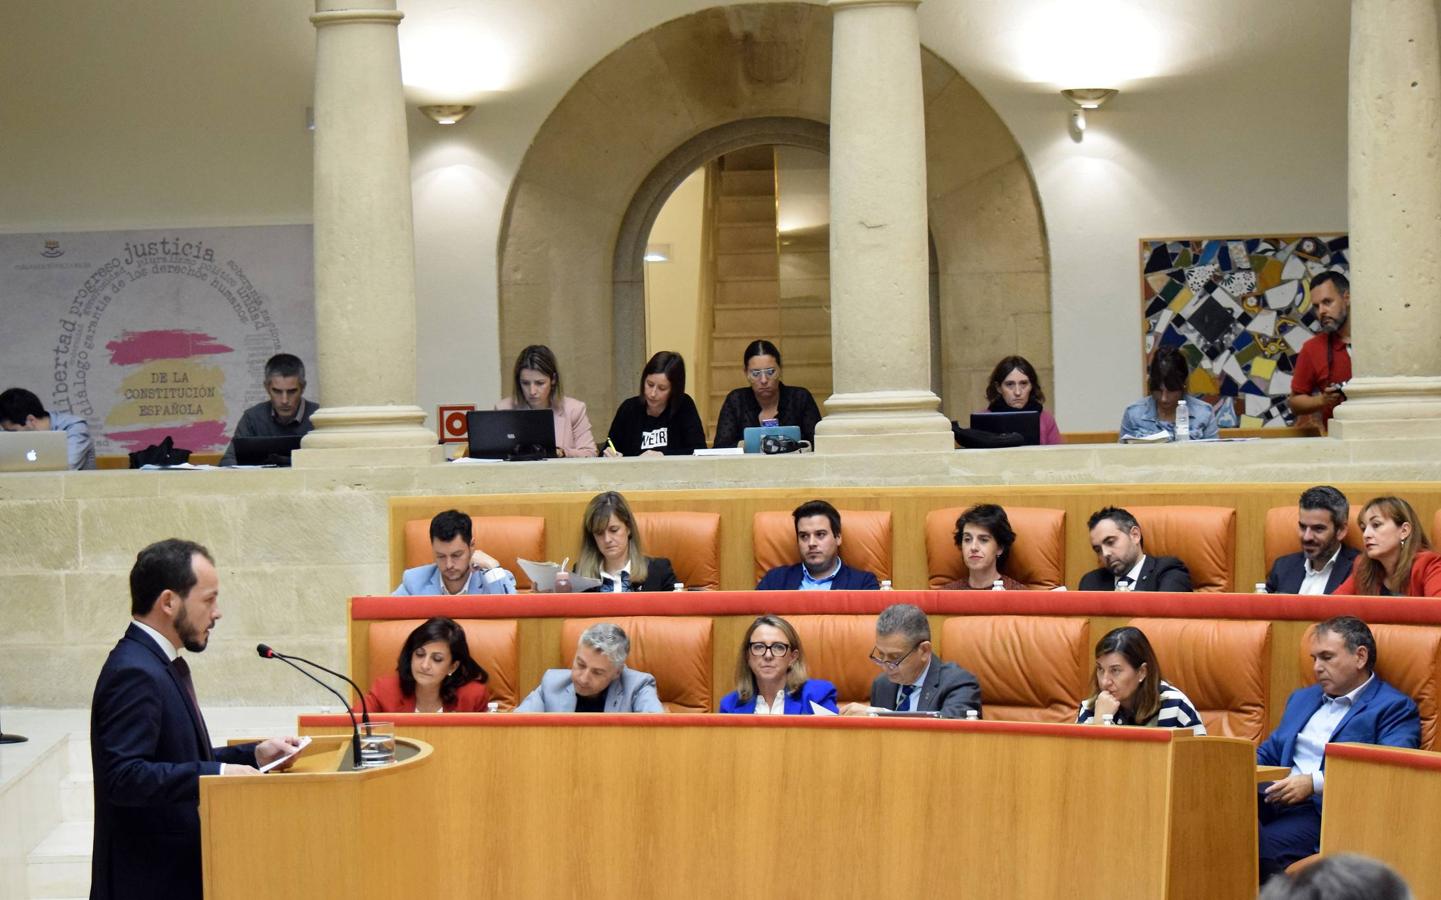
299 714 1259 899
1320 743 1441 897
200 736 438 898
1257 765 1290 782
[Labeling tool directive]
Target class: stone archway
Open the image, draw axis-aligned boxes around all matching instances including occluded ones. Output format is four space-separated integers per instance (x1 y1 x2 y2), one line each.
498 2 1049 422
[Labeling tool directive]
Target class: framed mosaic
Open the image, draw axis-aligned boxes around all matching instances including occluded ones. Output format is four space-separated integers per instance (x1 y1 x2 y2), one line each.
1139 234 1348 428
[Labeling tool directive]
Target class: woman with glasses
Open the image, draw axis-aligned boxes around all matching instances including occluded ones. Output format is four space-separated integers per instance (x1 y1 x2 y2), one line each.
718 615 838 714
712 339 823 449
1076 626 1205 733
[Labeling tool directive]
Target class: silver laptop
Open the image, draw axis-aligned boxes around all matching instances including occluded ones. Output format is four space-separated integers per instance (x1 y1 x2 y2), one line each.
0 431 69 472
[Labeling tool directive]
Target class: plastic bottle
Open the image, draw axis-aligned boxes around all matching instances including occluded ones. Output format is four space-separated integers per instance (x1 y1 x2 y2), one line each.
1174 399 1190 442
1255 582 1268 594
991 579 1005 591
965 709 980 720
879 580 893 591
672 582 685 592
1101 713 1115 725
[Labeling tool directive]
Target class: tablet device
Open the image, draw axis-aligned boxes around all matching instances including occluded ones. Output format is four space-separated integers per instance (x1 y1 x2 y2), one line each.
742 425 802 454
968 410 1041 447
0 430 69 472
466 409 556 461
232 434 304 467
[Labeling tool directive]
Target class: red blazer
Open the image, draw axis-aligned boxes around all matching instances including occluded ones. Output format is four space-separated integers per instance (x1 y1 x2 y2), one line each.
1333 549 1441 598
361 673 491 713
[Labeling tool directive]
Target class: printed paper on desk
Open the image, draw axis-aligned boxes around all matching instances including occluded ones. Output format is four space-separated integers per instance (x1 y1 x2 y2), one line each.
519 559 602 593
809 701 838 716
259 735 312 773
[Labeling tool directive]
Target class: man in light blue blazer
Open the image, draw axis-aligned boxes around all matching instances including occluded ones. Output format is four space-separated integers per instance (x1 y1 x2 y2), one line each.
1256 616 1420 881
393 509 517 596
517 623 664 713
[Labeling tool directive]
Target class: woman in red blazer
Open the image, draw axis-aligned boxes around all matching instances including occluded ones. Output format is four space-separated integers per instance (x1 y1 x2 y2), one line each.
362 617 491 713
1334 496 1441 598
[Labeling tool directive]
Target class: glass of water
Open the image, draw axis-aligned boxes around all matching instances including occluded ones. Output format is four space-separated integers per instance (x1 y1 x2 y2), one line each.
358 721 396 767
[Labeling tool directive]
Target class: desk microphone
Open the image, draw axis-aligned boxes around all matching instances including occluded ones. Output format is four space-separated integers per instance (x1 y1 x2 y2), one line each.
256 644 370 725
256 644 362 768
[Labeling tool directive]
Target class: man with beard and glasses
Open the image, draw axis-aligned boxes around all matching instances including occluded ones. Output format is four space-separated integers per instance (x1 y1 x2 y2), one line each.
90 539 302 900
1264 486 1361 595
1288 271 1352 431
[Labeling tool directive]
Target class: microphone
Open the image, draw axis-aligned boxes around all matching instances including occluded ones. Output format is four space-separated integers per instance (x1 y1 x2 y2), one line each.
257 644 370 724
257 644 362 768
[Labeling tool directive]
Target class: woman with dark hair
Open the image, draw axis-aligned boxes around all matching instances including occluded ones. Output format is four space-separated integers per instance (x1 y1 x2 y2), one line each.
495 344 597 457
1334 496 1441 597
554 490 678 593
979 356 1061 445
940 503 1030 591
362 617 490 713
712 339 823 448
604 350 706 456
719 615 838 714
1077 626 1205 733
1118 346 1218 441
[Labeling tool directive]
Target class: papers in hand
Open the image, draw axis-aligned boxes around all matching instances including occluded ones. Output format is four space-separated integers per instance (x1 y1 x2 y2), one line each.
1120 431 1172 444
258 736 312 773
518 558 603 593
809 701 838 716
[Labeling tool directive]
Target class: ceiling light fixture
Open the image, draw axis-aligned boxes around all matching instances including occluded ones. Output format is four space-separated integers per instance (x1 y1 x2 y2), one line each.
1061 88 1118 136
419 104 474 126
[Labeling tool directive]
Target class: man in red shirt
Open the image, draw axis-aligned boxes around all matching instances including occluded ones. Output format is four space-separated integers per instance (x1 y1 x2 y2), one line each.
1288 271 1351 431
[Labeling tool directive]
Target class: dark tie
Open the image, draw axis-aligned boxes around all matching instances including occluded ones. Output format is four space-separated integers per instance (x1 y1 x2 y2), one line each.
604 571 632 593
172 657 215 761
895 683 917 712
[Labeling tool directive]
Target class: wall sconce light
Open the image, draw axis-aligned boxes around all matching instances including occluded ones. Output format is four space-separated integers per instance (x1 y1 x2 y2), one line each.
643 243 672 263
419 104 474 126
1061 88 1118 137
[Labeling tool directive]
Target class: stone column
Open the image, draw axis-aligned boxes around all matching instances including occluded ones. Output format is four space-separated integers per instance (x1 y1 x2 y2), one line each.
1330 0 1441 440
295 0 443 467
814 0 952 454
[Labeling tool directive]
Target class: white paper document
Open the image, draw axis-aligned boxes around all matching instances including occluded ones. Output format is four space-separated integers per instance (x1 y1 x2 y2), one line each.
809 701 839 716
258 736 313 773
518 558 603 593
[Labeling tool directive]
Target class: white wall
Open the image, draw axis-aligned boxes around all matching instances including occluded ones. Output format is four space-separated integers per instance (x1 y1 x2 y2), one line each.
643 168 706 382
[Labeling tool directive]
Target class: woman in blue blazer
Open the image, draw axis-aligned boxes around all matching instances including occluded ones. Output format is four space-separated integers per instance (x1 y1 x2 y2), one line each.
719 615 839 715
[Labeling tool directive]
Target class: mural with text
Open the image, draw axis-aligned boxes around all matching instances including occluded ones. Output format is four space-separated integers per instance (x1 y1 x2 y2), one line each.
0 226 313 455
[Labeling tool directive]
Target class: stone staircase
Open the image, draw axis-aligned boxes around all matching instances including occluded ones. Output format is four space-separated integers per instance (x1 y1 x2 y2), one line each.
17 735 91 899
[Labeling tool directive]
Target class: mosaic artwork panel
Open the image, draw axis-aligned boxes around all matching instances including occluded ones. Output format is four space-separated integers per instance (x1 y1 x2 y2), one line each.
1139 234 1348 428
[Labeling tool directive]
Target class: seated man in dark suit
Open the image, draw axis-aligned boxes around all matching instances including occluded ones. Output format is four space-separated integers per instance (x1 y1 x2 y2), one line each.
1256 616 1419 881
1264 486 1360 595
756 499 881 590
1078 506 1192 592
840 603 981 718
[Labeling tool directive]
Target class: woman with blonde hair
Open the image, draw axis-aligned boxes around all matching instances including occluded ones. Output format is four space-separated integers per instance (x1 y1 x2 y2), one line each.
495 344 597 457
553 490 677 592
1334 496 1441 597
719 615 838 715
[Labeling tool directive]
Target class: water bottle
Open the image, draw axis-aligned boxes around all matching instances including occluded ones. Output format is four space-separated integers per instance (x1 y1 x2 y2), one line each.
1174 398 1190 442
672 582 685 592
1101 713 1115 725
991 579 1005 591
965 709 980 720
1255 583 1268 594
880 580 893 591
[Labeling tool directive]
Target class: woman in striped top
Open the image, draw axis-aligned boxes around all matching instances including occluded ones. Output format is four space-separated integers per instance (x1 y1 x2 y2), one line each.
1076 626 1206 734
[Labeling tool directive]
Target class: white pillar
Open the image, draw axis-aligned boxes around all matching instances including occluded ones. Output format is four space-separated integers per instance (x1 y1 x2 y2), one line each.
1331 0 1441 440
814 0 953 454
295 0 443 466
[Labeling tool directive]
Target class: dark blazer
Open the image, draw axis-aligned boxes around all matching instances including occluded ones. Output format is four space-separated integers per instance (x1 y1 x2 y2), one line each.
869 657 982 719
90 624 257 900
362 673 491 713
1079 555 1193 592
719 679 839 714
1264 546 1360 595
755 561 881 591
1257 677 1419 811
582 556 678 593
712 382 823 448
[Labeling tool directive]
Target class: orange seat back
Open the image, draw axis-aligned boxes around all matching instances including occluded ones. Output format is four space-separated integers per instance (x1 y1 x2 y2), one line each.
752 509 892 585
925 506 1065 589
366 619 520 709
786 615 881 706
560 616 713 713
1297 622 1441 752
1128 617 1271 740
634 511 721 590
403 515 546 591
941 615 1090 722
1126 506 1237 592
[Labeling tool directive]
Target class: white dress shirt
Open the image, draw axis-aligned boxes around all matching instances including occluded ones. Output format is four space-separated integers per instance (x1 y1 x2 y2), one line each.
131 619 179 662
1298 547 1343 596
1117 555 1148 591
752 689 786 715
1290 674 1374 795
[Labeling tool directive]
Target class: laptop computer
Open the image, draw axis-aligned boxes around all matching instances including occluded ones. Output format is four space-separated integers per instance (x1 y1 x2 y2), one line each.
466 409 556 461
742 425 803 454
968 410 1041 447
232 434 304 467
0 430 70 472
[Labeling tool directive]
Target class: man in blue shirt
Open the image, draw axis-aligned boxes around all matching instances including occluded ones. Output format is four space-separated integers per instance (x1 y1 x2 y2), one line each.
0 386 96 470
393 509 517 595
1256 616 1419 881
755 499 880 590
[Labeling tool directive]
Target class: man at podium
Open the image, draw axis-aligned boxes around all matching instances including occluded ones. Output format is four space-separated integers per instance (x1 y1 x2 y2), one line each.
89 539 302 900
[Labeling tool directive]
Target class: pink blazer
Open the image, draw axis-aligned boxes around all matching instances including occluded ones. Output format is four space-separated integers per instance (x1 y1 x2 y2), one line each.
495 395 598 457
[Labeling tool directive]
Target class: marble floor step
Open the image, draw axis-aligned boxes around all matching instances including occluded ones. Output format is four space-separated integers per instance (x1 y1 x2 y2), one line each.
27 820 92 899
60 771 93 821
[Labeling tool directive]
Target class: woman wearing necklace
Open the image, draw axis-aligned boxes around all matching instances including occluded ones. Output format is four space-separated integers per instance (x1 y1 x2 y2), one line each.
939 504 1030 591
362 617 491 713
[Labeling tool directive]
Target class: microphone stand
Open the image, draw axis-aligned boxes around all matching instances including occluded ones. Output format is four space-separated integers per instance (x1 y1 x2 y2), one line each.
0 708 27 744
268 650 371 725
257 647 361 768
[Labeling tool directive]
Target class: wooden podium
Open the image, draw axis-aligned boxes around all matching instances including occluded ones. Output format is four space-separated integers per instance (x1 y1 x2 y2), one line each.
297 715 1260 898
199 735 438 898
1320 742 1441 896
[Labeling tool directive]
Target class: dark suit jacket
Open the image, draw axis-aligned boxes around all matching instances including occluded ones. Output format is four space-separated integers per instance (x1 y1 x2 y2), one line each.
869 657 982 719
90 624 257 900
1078 555 1193 592
1257 677 1419 811
581 556 677 592
755 561 881 591
1264 546 1360 595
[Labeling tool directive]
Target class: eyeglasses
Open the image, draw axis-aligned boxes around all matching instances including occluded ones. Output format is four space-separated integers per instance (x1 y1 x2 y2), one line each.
869 643 921 671
748 641 792 657
746 367 778 381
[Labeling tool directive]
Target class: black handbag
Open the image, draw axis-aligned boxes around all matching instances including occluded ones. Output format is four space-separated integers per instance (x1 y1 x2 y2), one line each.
127 435 192 468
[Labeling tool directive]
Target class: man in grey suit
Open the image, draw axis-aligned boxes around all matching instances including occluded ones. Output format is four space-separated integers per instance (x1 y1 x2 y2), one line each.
841 603 982 718
516 623 664 713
